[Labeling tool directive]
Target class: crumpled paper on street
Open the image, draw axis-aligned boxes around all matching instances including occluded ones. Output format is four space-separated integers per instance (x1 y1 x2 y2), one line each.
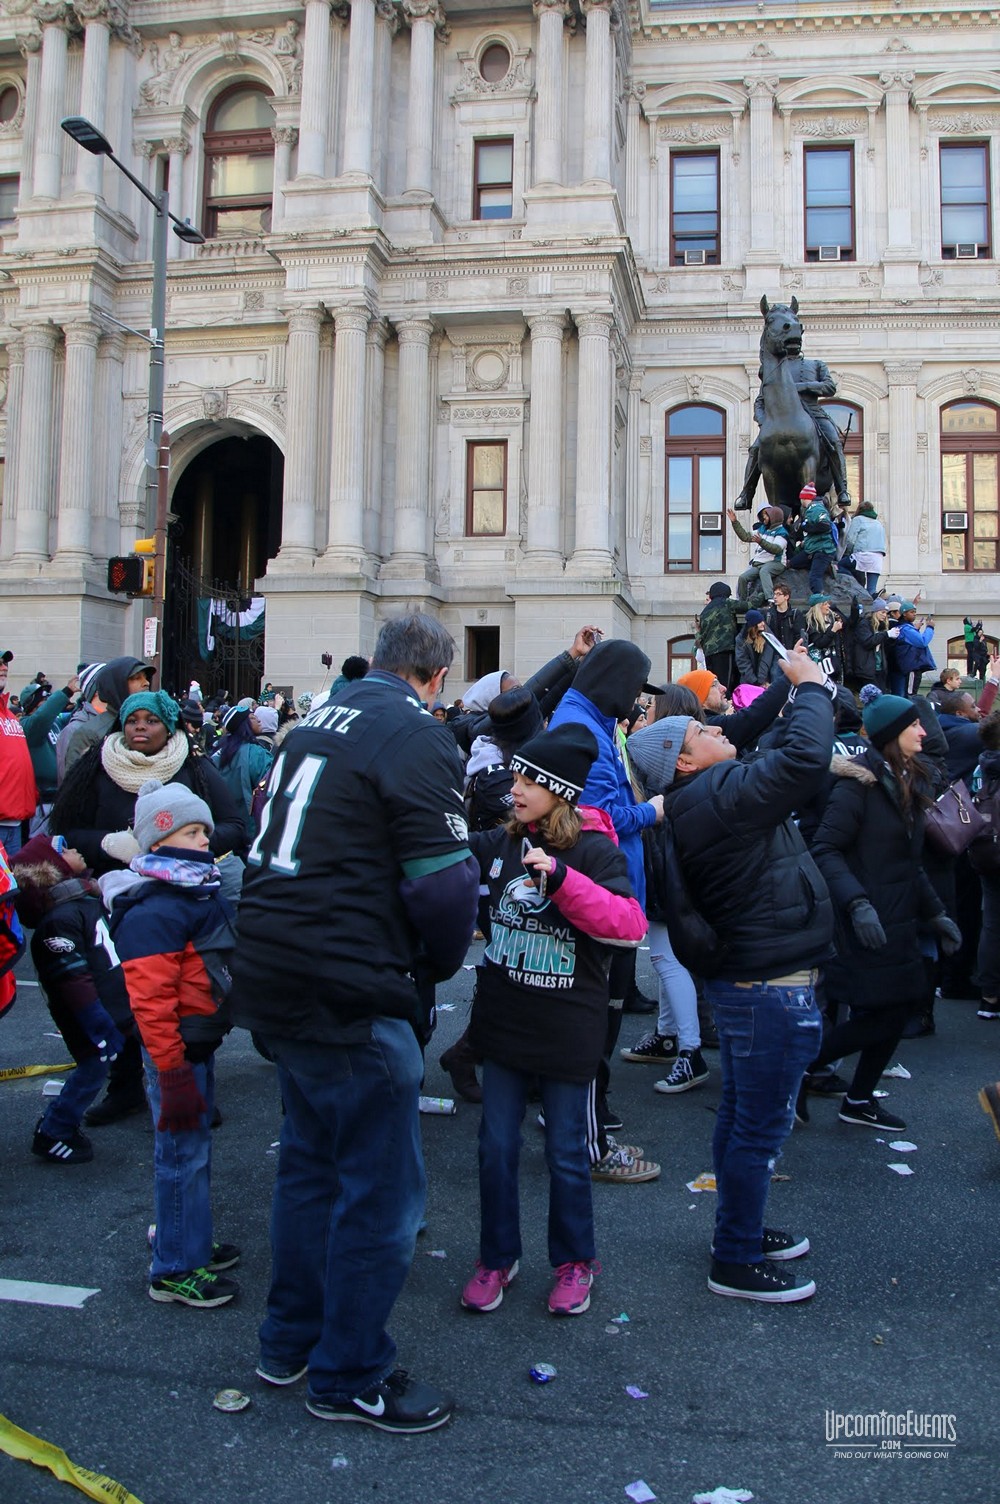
887 1162 914 1176
686 1173 717 1193
692 1490 754 1504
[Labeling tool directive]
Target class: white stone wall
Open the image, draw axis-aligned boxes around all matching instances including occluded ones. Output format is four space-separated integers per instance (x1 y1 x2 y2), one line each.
0 0 995 694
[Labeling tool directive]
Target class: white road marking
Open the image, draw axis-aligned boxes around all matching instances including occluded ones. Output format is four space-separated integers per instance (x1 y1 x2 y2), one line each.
0 1279 99 1308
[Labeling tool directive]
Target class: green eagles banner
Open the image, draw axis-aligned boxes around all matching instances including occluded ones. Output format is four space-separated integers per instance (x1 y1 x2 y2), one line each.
197 596 266 661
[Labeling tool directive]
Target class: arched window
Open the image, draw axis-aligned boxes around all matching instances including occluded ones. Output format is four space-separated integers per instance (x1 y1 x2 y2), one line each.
664 404 725 572
818 400 863 503
666 634 698 680
202 85 275 238
941 401 1000 572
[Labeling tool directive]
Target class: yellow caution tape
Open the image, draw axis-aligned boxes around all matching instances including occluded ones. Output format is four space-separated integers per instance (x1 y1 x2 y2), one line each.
0 1412 144 1503
0 1063 73 1082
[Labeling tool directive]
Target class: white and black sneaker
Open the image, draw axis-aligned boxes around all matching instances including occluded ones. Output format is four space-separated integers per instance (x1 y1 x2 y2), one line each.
32 1119 93 1165
654 1048 709 1094
708 1258 816 1303
762 1227 810 1261
620 1031 678 1065
838 1096 906 1131
306 1369 454 1433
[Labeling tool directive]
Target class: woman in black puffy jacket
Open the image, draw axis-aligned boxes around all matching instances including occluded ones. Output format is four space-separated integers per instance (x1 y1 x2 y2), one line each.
806 694 961 1132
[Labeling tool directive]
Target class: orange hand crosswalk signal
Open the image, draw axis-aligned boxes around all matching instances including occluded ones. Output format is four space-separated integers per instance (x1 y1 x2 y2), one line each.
106 544 155 597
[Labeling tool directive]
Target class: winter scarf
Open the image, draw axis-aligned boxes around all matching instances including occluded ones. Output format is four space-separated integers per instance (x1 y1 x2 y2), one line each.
130 851 221 889
100 730 189 794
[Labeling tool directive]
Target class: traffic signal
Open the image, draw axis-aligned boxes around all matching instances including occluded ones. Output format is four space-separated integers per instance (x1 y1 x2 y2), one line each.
106 539 155 596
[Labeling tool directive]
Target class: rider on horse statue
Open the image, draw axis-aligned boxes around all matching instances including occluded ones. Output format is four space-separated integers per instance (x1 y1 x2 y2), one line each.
735 330 852 513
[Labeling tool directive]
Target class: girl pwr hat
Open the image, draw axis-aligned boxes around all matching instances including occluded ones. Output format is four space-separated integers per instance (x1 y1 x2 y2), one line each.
508 724 599 807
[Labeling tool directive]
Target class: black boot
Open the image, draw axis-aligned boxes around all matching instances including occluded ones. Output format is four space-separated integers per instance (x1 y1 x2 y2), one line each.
84 1033 146 1125
440 1032 482 1103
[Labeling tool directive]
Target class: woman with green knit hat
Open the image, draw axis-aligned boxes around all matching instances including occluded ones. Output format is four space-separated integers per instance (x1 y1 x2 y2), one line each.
805 692 961 1131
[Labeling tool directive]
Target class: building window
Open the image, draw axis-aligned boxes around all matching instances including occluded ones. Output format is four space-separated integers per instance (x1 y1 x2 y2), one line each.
940 143 990 258
0 86 18 124
818 400 864 503
804 146 854 261
941 401 1000 572
0 174 17 227
202 85 275 239
466 625 500 681
479 44 510 83
466 441 507 535
666 635 698 680
664 404 725 572
670 152 719 265
474 138 513 220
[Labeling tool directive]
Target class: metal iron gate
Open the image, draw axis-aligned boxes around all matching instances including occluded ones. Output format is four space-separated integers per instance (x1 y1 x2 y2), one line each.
163 557 264 704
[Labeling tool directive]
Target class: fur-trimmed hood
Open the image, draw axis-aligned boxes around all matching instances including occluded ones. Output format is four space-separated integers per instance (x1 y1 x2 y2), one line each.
829 751 877 785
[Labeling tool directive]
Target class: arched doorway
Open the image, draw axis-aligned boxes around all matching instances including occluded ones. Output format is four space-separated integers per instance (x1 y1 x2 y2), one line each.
163 433 284 702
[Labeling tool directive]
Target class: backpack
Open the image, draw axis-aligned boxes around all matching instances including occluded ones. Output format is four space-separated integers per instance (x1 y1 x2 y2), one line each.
642 819 730 978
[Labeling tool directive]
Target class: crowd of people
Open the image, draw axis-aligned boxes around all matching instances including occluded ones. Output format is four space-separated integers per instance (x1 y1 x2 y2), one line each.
1 566 998 1435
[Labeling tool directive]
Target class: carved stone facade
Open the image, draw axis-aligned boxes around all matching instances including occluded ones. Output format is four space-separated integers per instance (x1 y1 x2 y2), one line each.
0 0 997 687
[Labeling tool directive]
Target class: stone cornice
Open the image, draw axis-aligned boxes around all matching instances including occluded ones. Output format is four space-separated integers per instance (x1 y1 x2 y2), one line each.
631 0 1000 42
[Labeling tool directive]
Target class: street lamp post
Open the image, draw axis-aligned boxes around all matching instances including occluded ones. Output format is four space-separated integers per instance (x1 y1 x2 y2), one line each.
60 116 205 673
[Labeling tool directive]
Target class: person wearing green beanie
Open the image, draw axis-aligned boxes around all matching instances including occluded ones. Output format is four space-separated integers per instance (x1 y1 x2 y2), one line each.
860 694 919 750
118 689 181 733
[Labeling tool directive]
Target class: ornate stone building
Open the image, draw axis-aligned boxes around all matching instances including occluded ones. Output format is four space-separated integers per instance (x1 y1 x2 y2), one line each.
0 0 998 692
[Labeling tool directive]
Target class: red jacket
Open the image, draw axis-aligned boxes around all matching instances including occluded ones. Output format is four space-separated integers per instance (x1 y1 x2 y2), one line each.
0 696 37 821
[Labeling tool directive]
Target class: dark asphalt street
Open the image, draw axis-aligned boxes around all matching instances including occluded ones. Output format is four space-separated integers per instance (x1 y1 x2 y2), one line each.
1 944 995 1504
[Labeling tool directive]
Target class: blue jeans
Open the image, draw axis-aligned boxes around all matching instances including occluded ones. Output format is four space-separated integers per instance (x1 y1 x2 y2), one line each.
142 1050 215 1278
705 980 822 1264
258 1019 425 1403
648 919 700 1051
479 1058 595 1269
41 1053 107 1137
0 821 24 857
808 553 833 594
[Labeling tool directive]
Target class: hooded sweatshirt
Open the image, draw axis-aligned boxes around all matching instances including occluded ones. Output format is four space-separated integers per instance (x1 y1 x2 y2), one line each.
57 657 152 782
548 640 658 906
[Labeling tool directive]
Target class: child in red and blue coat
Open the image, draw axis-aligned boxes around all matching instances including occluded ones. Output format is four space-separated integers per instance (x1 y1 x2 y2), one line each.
459 724 647 1320
101 778 237 1309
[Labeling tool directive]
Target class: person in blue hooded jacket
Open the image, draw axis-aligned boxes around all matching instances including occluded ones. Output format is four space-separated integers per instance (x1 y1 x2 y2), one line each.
548 640 665 1177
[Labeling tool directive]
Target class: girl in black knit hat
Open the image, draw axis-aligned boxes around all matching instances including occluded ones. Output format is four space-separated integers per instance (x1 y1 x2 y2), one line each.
459 724 650 1320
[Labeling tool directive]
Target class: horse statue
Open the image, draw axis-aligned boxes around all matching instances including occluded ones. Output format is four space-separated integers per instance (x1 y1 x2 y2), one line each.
734 296 851 519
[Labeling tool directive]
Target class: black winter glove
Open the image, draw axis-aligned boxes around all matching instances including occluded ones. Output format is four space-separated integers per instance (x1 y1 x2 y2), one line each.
849 898 886 951
76 1002 125 1064
929 914 963 956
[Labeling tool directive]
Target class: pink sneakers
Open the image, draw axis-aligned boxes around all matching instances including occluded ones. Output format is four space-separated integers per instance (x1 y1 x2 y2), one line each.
461 1260 519 1312
547 1261 595 1316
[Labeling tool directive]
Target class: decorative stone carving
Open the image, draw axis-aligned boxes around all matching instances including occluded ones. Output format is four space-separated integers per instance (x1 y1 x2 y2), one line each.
686 374 703 400
249 19 302 91
454 45 531 100
427 279 448 300
202 388 226 421
658 120 732 145
877 432 890 451
435 493 450 538
916 433 929 451
451 405 522 421
882 36 912 52
164 136 191 157
31 2 72 25
962 368 982 395
375 0 401 35
931 111 1000 135
18 26 42 55
793 115 865 137
507 277 528 295
402 0 449 43
139 31 191 107
243 290 265 312
878 69 915 91
467 348 510 392
747 41 775 58
918 511 931 554
638 435 651 455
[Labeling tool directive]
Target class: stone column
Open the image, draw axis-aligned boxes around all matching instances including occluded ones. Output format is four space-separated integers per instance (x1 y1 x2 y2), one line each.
74 2 112 196
95 330 125 546
532 0 568 187
885 360 922 574
325 305 371 565
744 78 778 255
524 312 566 568
568 310 614 575
17 31 42 205
364 317 388 556
165 136 191 248
387 318 434 567
298 0 334 178
54 320 100 562
32 5 71 201
403 1 446 196
881 71 915 255
270 127 297 229
342 0 377 177
371 0 399 192
581 0 613 184
276 305 324 563
13 321 58 561
0 338 24 561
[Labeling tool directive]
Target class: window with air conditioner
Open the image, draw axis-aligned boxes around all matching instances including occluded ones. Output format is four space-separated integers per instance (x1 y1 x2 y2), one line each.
670 152 719 266
804 146 855 262
664 404 726 572
940 143 990 259
941 401 1000 571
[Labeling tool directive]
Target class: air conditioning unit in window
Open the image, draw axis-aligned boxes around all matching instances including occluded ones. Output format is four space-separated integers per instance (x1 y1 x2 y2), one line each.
944 511 969 531
955 243 980 259
817 245 842 261
698 514 723 533
683 249 707 266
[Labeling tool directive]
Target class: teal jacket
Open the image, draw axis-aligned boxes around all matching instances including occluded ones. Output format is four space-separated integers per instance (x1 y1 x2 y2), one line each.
22 690 71 801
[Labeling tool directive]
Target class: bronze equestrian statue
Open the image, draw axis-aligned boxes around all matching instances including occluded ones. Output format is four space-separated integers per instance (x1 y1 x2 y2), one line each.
735 296 852 518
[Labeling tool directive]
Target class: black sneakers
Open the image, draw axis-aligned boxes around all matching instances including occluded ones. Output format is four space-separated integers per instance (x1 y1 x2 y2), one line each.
619 1031 678 1064
804 1070 850 1096
306 1369 454 1433
708 1258 816 1303
762 1227 810 1261
83 1088 147 1126
654 1048 709 1094
838 1096 906 1131
32 1120 93 1164
148 1268 239 1307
